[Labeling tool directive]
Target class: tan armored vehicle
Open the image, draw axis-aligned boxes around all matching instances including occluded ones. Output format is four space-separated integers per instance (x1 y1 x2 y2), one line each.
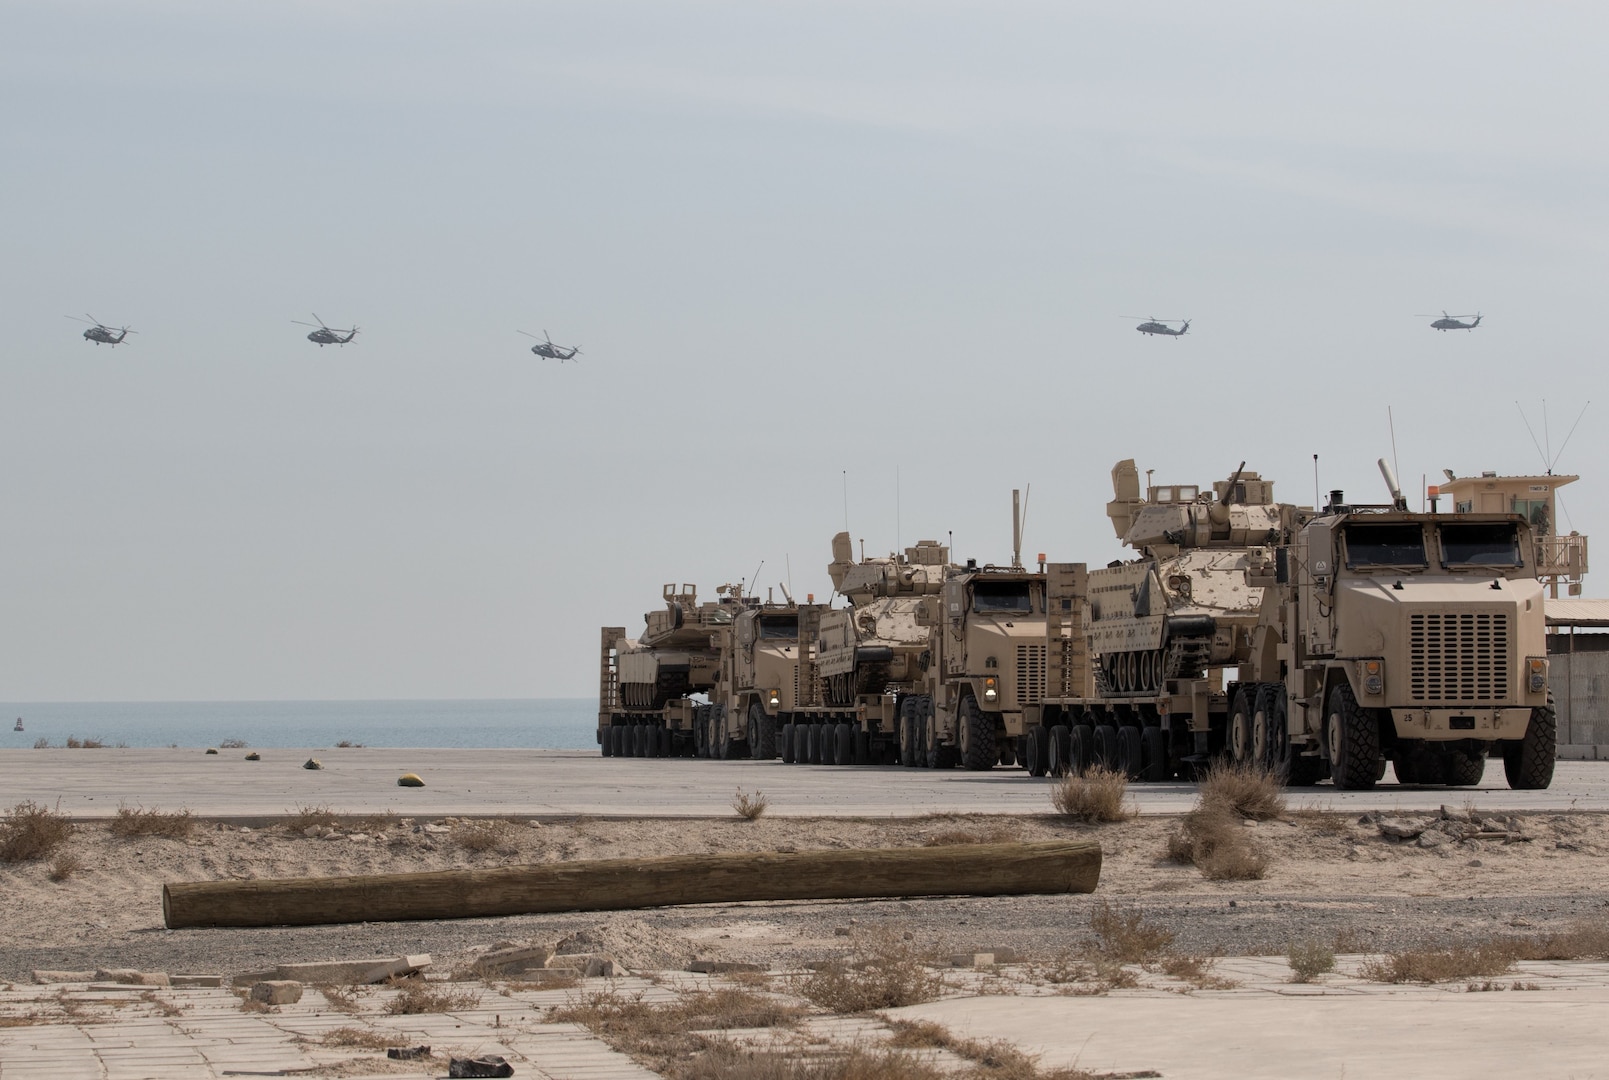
711 596 805 760
597 583 743 758
1092 460 1288 695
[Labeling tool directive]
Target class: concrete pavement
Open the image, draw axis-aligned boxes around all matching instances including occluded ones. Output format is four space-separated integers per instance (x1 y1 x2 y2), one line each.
3 747 1607 820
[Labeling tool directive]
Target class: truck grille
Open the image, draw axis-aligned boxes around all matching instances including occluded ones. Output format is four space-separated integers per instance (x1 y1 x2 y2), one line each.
1408 612 1510 703
1016 645 1046 705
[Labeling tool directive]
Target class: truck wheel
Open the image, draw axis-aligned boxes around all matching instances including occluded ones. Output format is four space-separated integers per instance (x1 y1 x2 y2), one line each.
1326 683 1379 790
1228 687 1255 766
1442 748 1485 787
795 723 810 764
600 726 613 758
854 728 871 766
898 701 917 767
780 723 796 763
1118 725 1143 780
957 695 997 771
1090 724 1115 770
835 723 854 766
748 704 776 760
924 712 943 769
1050 725 1071 778
1504 704 1556 790
1256 685 1288 779
1022 729 1043 776
998 741 1016 767
1140 725 1167 782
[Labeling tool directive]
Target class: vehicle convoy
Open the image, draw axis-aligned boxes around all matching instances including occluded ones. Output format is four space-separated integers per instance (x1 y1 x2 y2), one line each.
1033 460 1557 790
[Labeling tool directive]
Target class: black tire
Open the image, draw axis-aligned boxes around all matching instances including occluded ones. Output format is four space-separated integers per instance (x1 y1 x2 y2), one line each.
1139 725 1167 782
781 723 796 764
615 724 629 758
958 695 997 771
1288 750 1327 786
1393 753 1422 785
748 703 776 760
998 740 1016 767
1117 725 1143 780
657 726 672 757
853 728 871 766
1326 682 1379 790
1073 724 1094 774
794 722 809 764
807 724 822 765
835 722 854 766
1442 747 1486 787
1049 725 1071 778
634 724 649 758
1093 724 1118 770
600 726 613 758
1504 705 1556 790
1256 684 1289 780
899 700 918 767
1229 686 1255 766
1022 728 1043 777
924 713 942 769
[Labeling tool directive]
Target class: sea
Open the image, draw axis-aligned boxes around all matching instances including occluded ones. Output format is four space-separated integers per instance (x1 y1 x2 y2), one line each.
0 699 596 750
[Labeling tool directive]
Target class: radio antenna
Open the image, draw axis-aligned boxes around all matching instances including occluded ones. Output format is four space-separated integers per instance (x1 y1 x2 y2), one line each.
842 470 850 533
1552 401 1592 472
1515 402 1549 473
1388 406 1401 487
1312 454 1320 509
896 465 901 555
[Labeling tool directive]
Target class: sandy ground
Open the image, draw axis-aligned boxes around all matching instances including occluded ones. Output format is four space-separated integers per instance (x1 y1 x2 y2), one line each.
3 806 1607 983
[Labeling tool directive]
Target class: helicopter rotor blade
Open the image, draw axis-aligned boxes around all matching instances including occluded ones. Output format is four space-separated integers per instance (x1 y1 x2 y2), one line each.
517 330 540 339
291 320 322 328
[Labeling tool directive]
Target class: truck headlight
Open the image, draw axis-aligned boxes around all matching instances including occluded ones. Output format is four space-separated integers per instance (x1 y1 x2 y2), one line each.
768 690 781 707
1527 658 1546 693
984 676 998 702
1361 659 1384 696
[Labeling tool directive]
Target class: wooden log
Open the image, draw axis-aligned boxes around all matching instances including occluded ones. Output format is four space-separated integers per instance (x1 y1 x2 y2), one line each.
163 839 1100 929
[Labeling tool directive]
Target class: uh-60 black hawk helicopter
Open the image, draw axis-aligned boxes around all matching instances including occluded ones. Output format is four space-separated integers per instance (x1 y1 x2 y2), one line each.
1418 311 1483 331
1123 316 1190 338
518 330 581 362
292 314 359 346
66 314 135 346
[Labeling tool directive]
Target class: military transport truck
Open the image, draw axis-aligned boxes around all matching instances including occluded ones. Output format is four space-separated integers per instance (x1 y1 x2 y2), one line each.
597 583 745 758
1035 460 1556 790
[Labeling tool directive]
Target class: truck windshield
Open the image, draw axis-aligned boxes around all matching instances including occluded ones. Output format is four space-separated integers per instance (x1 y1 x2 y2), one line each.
972 581 1033 613
1440 523 1523 568
756 616 798 639
1343 523 1427 568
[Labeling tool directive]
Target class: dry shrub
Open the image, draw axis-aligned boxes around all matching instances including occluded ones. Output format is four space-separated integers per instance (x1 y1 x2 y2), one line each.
64 736 107 749
218 738 248 749
384 979 479 1015
350 811 398 835
884 1019 1099 1080
1198 760 1286 820
334 739 364 748
1359 942 1516 984
1156 954 1236 990
1519 917 1609 960
0 801 74 863
1290 806 1352 834
1165 804 1267 880
1287 941 1337 983
32 737 50 749
732 788 769 821
138 990 184 1018
1087 900 1173 963
797 930 945 1013
321 1026 408 1049
675 1043 947 1080
554 987 802 1071
284 805 339 833
922 822 1022 846
109 807 195 840
48 851 83 882
451 818 515 853
315 984 367 1013
1048 766 1133 823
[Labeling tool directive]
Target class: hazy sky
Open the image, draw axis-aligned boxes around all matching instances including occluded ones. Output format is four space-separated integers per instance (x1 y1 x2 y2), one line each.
3 2 1604 701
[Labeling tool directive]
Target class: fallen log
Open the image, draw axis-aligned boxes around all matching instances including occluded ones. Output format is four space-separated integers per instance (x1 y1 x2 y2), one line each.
163 839 1101 929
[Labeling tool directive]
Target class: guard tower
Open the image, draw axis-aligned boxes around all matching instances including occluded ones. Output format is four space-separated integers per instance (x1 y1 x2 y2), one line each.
1434 471 1587 598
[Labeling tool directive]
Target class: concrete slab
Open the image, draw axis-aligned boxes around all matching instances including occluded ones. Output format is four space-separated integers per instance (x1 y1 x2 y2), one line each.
5 747 1607 819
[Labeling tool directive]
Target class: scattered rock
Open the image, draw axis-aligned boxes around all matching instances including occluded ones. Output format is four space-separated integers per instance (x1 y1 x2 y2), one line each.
171 974 223 988
249 980 303 1005
688 960 764 974
1377 819 1428 840
33 970 95 984
231 954 430 988
951 952 996 968
398 773 425 787
1418 831 1450 848
388 1046 432 1061
475 944 555 975
244 752 261 761
449 1056 513 1079
204 748 218 755
303 759 323 770
833 927 851 937
95 968 170 986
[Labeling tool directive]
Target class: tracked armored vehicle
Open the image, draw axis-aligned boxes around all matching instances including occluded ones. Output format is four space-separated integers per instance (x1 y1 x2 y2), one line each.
1090 460 1288 696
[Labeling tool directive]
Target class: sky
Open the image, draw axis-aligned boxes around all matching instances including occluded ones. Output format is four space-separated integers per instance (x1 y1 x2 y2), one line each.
2 1 1605 701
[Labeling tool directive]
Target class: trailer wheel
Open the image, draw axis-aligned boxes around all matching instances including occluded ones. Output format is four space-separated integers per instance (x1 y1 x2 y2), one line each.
657 726 672 757
1255 684 1288 780
1140 725 1167 782
854 728 871 766
1049 725 1071 777
600 726 613 758
1326 683 1379 790
780 723 795 764
1504 704 1556 790
1117 725 1143 780
794 723 810 765
833 722 852 766
1228 687 1255 766
1073 723 1095 774
1090 724 1116 770
1022 728 1044 776
1442 748 1485 787
957 695 997 771
748 704 777 760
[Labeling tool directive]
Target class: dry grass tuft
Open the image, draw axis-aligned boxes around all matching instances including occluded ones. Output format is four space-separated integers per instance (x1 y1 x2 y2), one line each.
1156 954 1237 990
732 788 769 821
1165 804 1267 880
1198 760 1286 820
0 801 75 863
1087 900 1174 963
333 739 365 748
383 978 479 1015
320 1026 409 1049
1290 805 1353 834
284 805 339 833
674 1043 947 1080
451 818 516 853
1048 767 1134 823
32 737 50 749
797 930 946 1014
350 810 399 835
1287 941 1337 983
922 822 1023 846
109 807 195 840
218 738 248 749
314 984 367 1013
138 990 184 1017
64 736 108 749
1359 942 1516 984
884 1019 1100 1080
48 851 83 882
1518 917 1609 961
553 986 803 1073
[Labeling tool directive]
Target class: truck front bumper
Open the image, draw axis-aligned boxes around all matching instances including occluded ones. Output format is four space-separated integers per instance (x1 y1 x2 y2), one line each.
1389 707 1532 741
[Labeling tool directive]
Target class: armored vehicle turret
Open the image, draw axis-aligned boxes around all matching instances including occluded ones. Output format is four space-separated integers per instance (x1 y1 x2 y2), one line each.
1089 460 1292 695
817 532 950 706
